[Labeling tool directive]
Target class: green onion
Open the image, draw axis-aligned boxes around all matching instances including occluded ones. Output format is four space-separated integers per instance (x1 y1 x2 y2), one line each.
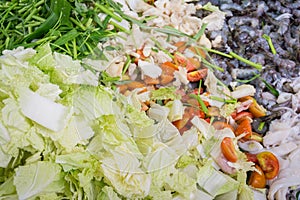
54 29 79 46
0 0 126 59
260 79 279 97
203 47 233 59
155 26 190 37
94 3 122 22
210 96 237 104
190 80 209 114
262 34 276 55
193 23 208 41
236 73 260 83
258 122 265 131
201 58 224 72
69 17 86 31
229 51 263 71
109 20 130 34
122 55 131 75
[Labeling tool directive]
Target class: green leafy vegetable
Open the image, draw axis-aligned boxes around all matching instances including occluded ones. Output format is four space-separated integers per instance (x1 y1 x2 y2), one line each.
262 34 276 55
0 0 125 59
14 161 65 200
229 52 262 71
261 78 279 97
151 86 180 101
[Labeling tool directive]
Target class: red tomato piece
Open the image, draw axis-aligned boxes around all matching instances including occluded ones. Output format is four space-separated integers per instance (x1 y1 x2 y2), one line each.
234 118 252 139
221 137 238 163
248 165 267 188
257 151 279 179
187 68 208 82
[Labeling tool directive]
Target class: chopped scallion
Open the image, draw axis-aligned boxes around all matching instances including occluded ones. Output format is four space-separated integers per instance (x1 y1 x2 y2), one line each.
229 51 263 71
258 122 265 131
262 34 276 55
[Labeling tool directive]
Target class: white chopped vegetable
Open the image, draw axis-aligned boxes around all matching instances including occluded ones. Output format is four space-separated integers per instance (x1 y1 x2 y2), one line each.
191 116 214 139
138 59 162 78
0 121 10 144
231 85 256 99
19 88 71 132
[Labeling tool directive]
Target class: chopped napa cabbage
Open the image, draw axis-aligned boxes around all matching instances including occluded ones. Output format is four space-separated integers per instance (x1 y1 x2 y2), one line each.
55 151 95 172
0 177 16 197
149 165 197 200
89 114 142 158
0 146 11 168
72 85 116 121
35 83 62 101
148 103 170 121
18 88 72 132
165 170 197 199
29 43 55 71
13 161 65 200
215 189 238 200
0 121 10 145
197 161 239 197
165 99 184 122
97 186 122 200
101 148 151 199
191 116 214 139
189 189 214 200
2 98 31 132
125 104 156 138
150 86 180 101
143 142 179 172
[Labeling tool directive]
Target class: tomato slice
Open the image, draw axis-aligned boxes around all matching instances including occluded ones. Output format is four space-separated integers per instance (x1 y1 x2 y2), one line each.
248 165 266 188
234 118 252 139
239 96 266 118
221 137 238 163
187 68 208 82
245 152 258 163
257 151 279 179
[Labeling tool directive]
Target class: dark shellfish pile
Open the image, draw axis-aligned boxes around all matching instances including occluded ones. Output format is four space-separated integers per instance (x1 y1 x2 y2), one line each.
197 0 299 108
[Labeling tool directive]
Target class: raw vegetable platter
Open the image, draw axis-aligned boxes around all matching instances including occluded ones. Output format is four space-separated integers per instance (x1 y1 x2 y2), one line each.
0 0 299 200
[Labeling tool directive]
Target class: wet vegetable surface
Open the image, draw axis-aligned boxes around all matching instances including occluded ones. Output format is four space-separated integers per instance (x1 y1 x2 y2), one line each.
0 0 299 199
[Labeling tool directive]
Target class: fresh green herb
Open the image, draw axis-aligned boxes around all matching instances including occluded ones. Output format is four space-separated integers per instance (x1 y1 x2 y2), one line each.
203 47 233 59
100 71 120 88
190 80 209 114
210 96 237 104
0 0 126 59
193 23 208 41
94 3 122 22
155 26 190 38
258 122 265 131
260 78 280 97
229 51 263 71
236 73 261 83
122 55 131 75
262 34 276 55
201 58 224 72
